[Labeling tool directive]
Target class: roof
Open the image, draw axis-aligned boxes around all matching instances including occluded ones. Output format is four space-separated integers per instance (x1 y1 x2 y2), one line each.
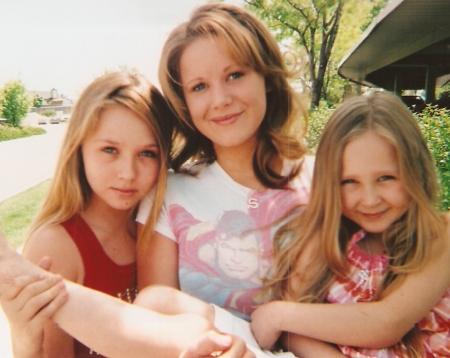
338 0 450 90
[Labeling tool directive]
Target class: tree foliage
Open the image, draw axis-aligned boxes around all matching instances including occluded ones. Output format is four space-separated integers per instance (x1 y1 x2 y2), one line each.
244 0 390 107
245 0 344 108
0 80 30 127
32 94 43 108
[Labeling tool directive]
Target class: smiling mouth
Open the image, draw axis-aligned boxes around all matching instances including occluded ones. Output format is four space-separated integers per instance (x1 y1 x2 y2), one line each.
361 210 387 219
211 111 243 125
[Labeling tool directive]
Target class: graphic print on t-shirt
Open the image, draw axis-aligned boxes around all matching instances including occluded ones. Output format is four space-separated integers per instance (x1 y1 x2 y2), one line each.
169 186 308 320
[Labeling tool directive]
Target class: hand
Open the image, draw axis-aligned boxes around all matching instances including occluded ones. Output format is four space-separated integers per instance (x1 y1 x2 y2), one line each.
250 302 282 350
1 274 68 358
180 330 255 358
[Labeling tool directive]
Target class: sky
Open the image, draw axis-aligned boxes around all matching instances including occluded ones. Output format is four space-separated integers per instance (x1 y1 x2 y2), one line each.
0 0 241 100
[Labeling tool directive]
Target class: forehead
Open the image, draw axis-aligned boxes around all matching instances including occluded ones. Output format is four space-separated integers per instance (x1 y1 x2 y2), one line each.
180 36 248 77
342 130 399 174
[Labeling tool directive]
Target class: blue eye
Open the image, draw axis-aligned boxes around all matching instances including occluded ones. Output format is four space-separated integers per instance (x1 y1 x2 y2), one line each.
193 83 206 92
103 147 116 154
229 72 243 80
141 150 158 158
341 179 356 185
379 175 395 181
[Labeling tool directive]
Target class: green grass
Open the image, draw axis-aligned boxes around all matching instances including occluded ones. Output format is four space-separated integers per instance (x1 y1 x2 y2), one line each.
0 180 50 249
0 124 45 142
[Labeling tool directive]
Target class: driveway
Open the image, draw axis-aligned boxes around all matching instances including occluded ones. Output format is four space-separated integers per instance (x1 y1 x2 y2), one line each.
0 123 67 202
0 123 67 356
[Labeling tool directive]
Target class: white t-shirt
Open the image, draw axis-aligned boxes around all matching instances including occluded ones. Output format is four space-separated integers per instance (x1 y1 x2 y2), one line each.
137 156 314 320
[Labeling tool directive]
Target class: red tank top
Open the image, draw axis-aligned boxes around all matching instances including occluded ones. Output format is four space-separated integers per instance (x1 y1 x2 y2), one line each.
61 214 137 357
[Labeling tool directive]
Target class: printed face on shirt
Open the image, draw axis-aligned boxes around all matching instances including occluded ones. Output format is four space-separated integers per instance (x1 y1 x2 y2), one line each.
180 37 267 153
82 105 160 212
340 130 410 234
215 233 261 280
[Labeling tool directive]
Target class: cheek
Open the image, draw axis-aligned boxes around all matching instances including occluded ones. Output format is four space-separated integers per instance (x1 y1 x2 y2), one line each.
340 188 353 213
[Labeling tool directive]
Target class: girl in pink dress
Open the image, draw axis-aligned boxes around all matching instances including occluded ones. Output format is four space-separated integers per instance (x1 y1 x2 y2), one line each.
251 91 450 357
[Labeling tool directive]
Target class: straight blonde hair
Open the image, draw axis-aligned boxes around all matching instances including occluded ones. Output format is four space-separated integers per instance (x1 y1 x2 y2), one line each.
26 72 174 250
267 91 447 357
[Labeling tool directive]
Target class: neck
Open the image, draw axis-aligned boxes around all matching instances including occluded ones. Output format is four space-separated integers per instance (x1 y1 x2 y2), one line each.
81 197 135 242
214 141 261 190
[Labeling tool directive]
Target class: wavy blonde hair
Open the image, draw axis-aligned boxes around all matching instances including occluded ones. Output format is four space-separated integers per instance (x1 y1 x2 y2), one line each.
158 3 307 188
267 91 447 357
25 72 174 249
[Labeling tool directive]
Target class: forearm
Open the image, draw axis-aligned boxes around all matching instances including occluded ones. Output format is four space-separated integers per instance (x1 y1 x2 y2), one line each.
53 282 210 357
282 332 345 358
273 300 407 348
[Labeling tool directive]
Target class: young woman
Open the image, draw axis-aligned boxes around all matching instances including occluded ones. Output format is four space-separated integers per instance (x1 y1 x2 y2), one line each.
250 91 450 357
136 2 314 322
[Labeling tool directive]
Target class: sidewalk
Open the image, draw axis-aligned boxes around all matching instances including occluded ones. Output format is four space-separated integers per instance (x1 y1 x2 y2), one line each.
0 125 67 357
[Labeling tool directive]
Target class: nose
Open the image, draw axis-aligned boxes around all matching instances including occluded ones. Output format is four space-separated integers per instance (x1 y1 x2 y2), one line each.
361 184 381 206
211 83 232 109
117 155 137 181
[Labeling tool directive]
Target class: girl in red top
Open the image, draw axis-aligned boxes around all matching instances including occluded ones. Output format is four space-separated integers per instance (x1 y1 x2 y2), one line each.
10 71 173 357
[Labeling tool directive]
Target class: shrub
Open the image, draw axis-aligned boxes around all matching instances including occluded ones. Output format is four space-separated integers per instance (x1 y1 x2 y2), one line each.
0 80 30 127
0 124 45 142
417 105 450 210
305 106 334 152
40 109 56 117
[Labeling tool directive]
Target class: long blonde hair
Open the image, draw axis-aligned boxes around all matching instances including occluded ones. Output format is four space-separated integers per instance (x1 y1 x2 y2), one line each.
26 72 174 248
159 3 307 188
268 91 447 356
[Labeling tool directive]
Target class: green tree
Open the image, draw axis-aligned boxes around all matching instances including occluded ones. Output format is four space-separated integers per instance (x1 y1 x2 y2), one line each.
322 0 389 104
32 94 43 108
245 0 389 107
245 0 345 108
0 80 30 127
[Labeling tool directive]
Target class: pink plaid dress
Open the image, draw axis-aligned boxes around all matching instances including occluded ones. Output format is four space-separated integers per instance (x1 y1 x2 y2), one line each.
326 231 450 357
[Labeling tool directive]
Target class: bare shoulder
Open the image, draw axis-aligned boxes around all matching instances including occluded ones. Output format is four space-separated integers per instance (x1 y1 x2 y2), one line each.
23 224 83 283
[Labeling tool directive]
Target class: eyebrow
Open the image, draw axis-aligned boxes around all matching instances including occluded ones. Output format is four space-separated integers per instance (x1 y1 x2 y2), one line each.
95 139 159 147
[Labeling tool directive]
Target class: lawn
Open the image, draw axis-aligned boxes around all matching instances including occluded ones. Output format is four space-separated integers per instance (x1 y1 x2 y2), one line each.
0 180 50 249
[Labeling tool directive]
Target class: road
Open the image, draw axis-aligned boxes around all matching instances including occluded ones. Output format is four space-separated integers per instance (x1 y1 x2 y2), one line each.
0 123 67 202
0 123 67 356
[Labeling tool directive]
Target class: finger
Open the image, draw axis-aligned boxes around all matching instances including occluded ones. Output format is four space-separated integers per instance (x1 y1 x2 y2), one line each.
37 256 52 272
180 331 232 358
32 286 68 326
5 275 64 317
1 275 43 301
220 336 252 358
20 277 65 320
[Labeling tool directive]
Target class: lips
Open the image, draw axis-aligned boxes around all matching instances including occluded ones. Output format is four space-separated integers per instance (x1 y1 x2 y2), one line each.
211 111 243 126
361 209 388 220
112 188 137 197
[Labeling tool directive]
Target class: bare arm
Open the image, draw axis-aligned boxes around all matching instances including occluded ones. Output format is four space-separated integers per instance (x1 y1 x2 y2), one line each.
0 232 252 358
252 224 450 349
137 224 180 289
1 274 68 358
23 226 84 357
282 333 346 358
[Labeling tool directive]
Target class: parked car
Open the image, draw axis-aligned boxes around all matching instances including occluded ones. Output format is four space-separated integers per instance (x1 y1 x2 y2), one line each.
38 117 48 125
49 117 60 124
